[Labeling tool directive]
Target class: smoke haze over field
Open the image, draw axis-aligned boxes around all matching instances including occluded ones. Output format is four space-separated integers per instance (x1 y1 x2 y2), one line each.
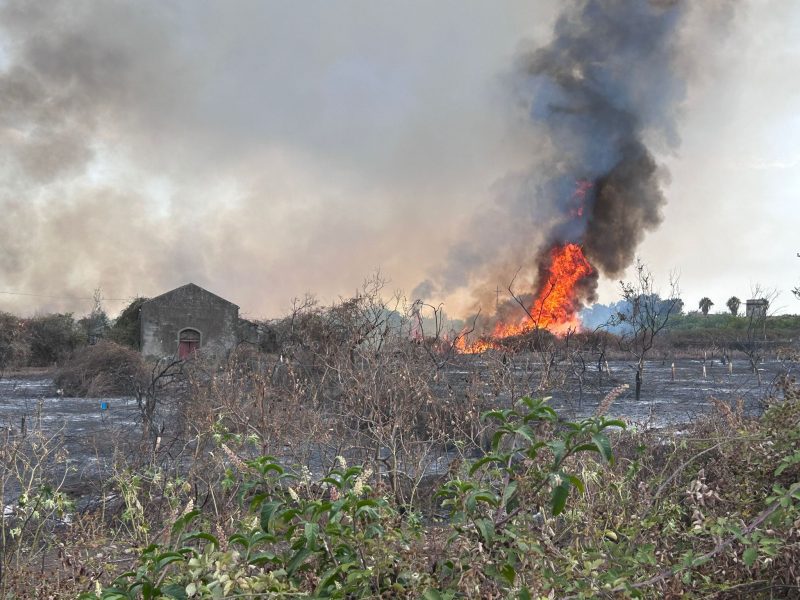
0 0 798 319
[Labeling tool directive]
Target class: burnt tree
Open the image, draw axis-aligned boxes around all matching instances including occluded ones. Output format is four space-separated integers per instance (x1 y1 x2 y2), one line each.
615 261 680 402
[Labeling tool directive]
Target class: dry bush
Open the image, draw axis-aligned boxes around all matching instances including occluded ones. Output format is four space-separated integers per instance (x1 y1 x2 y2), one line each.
55 340 146 397
182 345 334 466
173 277 496 506
3 302 797 597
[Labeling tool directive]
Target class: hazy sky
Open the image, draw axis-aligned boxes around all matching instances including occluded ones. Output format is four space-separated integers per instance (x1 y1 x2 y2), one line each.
0 0 798 320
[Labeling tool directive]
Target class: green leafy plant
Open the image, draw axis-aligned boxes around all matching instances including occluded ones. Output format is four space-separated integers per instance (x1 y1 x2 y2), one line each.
431 396 624 595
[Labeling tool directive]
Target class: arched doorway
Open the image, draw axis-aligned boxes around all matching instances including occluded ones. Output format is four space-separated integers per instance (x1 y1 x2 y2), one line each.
178 328 201 359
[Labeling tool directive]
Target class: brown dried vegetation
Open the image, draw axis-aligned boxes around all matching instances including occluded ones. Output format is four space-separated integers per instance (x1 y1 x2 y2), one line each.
1 279 799 598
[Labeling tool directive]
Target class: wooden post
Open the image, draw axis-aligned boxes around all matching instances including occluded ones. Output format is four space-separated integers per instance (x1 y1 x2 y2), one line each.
671 362 676 382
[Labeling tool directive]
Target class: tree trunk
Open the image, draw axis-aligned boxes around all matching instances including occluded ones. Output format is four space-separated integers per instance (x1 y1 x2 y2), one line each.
635 369 642 402
597 350 605 385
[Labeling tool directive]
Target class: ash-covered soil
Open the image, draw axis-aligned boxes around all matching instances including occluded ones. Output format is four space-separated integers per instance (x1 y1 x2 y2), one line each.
0 355 790 506
440 354 788 427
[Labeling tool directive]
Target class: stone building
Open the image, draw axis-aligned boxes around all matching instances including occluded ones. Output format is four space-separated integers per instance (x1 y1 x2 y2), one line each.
140 283 239 358
745 298 769 319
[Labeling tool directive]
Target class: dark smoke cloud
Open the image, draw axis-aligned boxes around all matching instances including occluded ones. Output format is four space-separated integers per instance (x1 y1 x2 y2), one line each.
585 142 665 274
522 0 683 278
422 0 730 318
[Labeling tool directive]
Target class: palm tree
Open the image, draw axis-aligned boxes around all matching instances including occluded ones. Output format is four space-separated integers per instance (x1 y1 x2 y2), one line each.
726 296 741 316
699 297 714 316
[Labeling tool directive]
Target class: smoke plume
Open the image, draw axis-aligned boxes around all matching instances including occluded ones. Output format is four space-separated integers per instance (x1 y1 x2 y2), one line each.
525 0 681 279
424 0 721 321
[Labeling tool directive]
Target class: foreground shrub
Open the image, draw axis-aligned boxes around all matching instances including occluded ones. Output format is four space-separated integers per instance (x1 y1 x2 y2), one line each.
85 397 622 598
74 386 800 599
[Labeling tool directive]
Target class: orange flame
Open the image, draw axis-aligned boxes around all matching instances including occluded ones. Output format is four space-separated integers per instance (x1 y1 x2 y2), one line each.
456 243 594 353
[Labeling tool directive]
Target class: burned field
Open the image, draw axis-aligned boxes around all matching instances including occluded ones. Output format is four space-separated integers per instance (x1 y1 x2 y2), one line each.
0 352 789 493
1 323 799 598
0 346 789 460
1 273 799 599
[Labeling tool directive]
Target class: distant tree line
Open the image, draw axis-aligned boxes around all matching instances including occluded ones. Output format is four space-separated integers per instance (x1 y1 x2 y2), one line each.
0 296 147 371
582 292 791 330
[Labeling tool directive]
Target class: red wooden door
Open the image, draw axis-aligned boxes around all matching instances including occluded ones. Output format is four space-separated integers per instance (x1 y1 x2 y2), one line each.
178 329 201 359
178 340 198 359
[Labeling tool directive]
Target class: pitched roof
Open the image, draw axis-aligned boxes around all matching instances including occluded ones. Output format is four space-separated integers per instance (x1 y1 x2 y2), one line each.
142 283 239 309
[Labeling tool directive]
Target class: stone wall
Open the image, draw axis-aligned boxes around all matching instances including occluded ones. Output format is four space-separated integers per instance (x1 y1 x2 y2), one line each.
140 283 239 357
745 299 769 319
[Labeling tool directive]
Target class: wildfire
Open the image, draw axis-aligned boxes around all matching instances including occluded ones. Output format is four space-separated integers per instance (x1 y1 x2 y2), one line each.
530 243 594 331
456 243 594 353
